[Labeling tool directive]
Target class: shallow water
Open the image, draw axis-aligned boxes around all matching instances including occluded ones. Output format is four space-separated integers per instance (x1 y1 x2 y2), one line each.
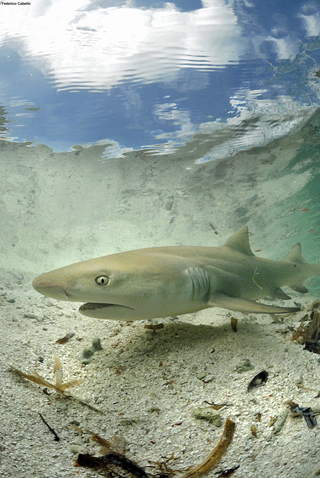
1 3 320 477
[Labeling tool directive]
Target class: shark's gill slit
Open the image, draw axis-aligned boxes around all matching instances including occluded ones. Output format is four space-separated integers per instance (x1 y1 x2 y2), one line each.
188 268 211 303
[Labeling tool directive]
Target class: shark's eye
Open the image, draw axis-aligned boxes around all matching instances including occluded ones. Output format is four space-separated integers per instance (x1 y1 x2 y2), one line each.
95 275 109 286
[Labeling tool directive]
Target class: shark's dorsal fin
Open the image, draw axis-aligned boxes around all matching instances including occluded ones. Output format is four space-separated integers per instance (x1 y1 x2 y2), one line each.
284 243 307 264
223 226 255 256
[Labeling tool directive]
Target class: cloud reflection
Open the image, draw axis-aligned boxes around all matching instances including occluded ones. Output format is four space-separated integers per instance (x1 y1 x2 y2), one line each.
299 12 320 37
266 36 300 61
0 0 247 90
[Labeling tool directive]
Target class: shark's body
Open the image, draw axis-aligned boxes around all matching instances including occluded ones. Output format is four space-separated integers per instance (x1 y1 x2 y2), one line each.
32 226 320 320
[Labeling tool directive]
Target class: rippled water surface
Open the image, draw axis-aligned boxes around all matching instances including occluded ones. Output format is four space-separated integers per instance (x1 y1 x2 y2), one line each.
0 0 319 155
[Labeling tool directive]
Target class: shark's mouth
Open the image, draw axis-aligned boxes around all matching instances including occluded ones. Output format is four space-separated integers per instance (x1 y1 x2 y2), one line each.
79 302 134 312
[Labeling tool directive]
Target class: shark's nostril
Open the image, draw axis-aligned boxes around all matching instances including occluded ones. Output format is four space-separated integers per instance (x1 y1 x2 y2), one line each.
32 281 70 301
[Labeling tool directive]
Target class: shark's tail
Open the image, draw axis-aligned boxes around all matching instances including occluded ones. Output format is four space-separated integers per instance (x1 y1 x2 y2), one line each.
284 243 320 293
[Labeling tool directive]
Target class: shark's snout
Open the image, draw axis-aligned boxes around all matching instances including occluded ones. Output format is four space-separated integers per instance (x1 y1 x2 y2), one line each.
32 276 69 301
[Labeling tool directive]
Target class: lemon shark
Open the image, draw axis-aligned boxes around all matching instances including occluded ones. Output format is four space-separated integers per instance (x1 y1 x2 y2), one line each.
32 226 320 320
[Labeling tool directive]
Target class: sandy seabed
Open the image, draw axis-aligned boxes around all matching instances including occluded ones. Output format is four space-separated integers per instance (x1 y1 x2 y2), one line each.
1 268 320 478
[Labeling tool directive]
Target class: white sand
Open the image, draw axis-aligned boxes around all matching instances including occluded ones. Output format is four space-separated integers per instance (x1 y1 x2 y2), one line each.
1 268 320 477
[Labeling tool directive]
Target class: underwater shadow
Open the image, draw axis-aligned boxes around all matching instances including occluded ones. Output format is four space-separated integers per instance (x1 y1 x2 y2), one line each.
111 317 266 364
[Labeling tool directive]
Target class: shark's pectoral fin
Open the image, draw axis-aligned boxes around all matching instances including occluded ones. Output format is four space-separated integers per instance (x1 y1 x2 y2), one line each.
208 292 300 314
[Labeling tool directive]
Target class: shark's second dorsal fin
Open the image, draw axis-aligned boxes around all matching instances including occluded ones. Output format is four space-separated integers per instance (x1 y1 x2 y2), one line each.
284 243 307 264
223 226 255 256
